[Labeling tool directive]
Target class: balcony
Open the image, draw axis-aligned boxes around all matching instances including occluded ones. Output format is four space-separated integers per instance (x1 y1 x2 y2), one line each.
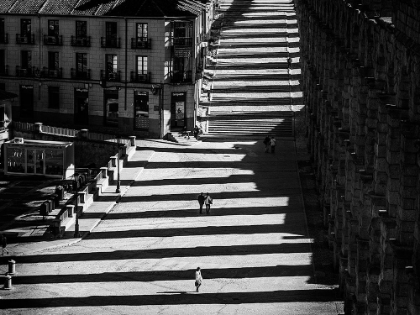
0 65 9 76
43 35 63 46
71 36 91 47
131 38 152 49
197 33 208 44
173 37 192 46
16 34 35 44
101 37 121 48
130 71 150 83
171 70 192 83
100 70 121 82
0 34 8 44
16 65 36 77
41 67 62 78
71 68 91 80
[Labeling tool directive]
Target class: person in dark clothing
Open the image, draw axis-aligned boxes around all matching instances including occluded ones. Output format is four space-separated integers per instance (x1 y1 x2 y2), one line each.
1 234 9 256
263 135 270 153
197 192 205 214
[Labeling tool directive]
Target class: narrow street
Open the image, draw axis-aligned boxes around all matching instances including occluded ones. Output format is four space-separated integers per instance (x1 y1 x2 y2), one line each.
1 0 343 314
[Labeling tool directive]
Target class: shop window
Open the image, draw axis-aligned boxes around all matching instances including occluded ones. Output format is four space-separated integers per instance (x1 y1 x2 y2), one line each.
104 90 119 126
6 147 25 173
45 149 63 175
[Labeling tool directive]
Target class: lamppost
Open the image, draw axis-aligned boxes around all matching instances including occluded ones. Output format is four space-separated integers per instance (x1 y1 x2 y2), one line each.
73 185 80 238
116 136 121 193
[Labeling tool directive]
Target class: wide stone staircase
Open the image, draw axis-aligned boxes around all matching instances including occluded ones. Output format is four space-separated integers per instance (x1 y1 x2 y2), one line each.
205 111 294 141
200 0 302 141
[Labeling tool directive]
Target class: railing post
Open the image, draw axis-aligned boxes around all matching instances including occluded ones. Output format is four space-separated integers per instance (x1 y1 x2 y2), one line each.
100 167 108 178
79 128 88 139
129 136 136 146
34 122 43 133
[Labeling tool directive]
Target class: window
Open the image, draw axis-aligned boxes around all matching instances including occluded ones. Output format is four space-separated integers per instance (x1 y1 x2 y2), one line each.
76 21 87 38
106 54 117 73
48 86 59 109
21 19 31 37
136 56 147 75
106 22 117 39
48 20 59 37
136 23 148 40
0 18 4 43
173 21 193 46
0 50 4 74
48 52 59 70
21 51 32 69
76 53 87 73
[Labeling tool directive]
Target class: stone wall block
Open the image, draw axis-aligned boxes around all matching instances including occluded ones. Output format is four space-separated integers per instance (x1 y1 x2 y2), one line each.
387 163 400 179
374 144 387 158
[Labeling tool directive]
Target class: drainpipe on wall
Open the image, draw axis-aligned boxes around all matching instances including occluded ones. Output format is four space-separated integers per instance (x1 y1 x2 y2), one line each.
124 18 128 112
160 83 164 138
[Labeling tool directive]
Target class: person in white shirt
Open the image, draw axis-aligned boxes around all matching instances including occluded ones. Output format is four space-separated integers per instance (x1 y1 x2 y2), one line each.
270 137 276 153
204 193 213 214
195 267 203 292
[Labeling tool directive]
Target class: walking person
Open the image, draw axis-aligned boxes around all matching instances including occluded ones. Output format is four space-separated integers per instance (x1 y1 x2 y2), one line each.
263 135 270 153
204 193 213 214
195 267 203 292
270 136 276 153
1 234 9 256
197 192 205 214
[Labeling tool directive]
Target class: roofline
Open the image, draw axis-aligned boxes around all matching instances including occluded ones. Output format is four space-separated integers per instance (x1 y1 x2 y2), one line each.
0 13 198 19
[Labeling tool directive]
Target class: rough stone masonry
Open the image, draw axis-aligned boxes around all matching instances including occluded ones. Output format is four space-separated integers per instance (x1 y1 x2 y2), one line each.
294 0 420 314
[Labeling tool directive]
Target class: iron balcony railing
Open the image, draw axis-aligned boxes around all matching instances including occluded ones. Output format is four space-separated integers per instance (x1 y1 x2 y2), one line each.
70 68 91 80
0 65 9 76
100 70 121 82
0 34 8 44
131 37 152 49
101 37 121 48
16 33 35 44
41 67 63 78
173 37 192 46
130 71 150 83
71 36 91 47
16 65 36 77
171 70 192 83
43 35 63 46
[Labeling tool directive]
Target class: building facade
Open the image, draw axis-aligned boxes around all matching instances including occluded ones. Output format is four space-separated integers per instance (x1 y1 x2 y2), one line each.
0 0 215 138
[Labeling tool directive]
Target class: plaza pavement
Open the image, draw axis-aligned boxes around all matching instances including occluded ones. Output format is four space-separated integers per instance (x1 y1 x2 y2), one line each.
0 138 343 314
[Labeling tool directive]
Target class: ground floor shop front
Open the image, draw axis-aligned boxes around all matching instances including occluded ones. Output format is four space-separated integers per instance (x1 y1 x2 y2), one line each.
4 80 198 138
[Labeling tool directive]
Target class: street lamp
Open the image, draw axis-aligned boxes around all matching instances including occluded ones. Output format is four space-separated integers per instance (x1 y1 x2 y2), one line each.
73 185 80 238
116 136 121 193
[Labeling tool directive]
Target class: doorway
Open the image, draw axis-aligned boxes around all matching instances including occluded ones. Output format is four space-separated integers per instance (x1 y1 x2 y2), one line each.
74 88 89 125
20 85 34 120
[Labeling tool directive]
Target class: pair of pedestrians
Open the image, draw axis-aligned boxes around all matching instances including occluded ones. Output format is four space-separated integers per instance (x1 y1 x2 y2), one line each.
263 135 276 153
197 193 213 214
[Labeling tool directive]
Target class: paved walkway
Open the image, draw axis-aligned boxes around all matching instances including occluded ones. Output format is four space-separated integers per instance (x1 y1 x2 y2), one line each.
1 138 342 314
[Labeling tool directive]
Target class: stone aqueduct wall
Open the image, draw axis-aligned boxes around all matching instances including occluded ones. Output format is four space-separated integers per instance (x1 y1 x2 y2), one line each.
295 0 420 314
